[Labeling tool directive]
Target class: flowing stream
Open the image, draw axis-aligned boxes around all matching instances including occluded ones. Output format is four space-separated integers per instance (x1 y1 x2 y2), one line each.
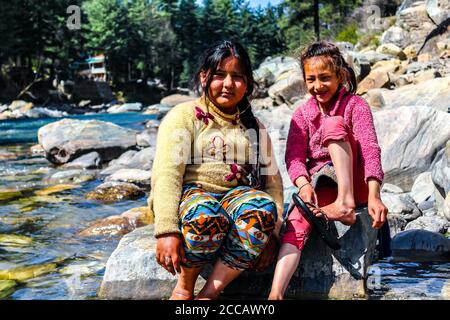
0 113 449 300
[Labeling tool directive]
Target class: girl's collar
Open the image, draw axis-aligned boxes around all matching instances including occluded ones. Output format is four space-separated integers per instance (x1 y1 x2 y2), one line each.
305 86 348 121
199 96 241 123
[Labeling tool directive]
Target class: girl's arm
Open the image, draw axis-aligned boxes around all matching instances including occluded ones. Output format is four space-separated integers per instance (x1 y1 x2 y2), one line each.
257 120 284 237
367 178 388 229
351 97 387 228
285 109 310 185
150 105 194 238
351 97 384 185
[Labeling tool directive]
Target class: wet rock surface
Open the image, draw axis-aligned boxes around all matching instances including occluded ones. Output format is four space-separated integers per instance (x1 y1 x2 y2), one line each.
100 208 377 299
38 119 137 165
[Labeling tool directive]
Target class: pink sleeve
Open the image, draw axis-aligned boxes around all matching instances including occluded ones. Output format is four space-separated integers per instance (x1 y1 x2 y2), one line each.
351 97 384 183
285 109 310 185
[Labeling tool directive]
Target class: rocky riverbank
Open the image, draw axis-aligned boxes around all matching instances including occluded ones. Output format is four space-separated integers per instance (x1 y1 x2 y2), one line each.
1 0 449 300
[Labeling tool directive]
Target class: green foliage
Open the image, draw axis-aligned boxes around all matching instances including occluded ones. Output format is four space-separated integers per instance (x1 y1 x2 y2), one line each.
0 0 367 95
336 23 360 45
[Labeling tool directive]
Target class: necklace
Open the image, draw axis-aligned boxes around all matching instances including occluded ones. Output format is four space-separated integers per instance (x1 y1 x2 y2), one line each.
233 104 251 125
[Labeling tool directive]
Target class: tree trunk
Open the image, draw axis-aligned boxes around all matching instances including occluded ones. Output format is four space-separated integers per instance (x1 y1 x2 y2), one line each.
314 0 320 41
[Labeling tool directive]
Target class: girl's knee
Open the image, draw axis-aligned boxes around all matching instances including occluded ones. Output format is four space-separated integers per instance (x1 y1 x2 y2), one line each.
322 116 349 147
223 188 277 222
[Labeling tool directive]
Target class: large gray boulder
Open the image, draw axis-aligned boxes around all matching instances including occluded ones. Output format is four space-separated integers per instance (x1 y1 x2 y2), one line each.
160 94 196 108
426 0 450 25
410 172 436 205
396 1 436 51
221 209 378 299
98 225 206 299
105 169 152 187
107 103 143 114
38 119 137 165
267 70 306 106
374 106 450 190
380 77 450 112
405 215 449 234
381 192 422 237
100 147 155 176
63 151 102 169
99 209 378 299
380 26 410 49
431 140 450 196
254 56 301 88
391 229 450 261
444 192 450 221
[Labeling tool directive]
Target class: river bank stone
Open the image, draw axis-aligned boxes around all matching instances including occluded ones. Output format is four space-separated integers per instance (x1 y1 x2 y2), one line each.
46 170 96 184
35 184 80 196
391 229 450 262
100 208 377 299
380 77 450 112
0 263 58 281
63 152 101 169
107 102 143 113
405 216 449 234
410 172 436 205
160 94 196 108
100 147 155 176
85 181 145 202
98 225 207 299
38 119 137 165
431 140 450 196
105 169 151 187
0 280 17 298
0 234 33 246
374 106 450 190
78 207 153 237
221 208 377 299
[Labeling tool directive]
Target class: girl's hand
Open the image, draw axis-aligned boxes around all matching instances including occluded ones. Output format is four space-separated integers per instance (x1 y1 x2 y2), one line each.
368 196 388 229
156 233 187 275
253 234 279 272
297 182 320 216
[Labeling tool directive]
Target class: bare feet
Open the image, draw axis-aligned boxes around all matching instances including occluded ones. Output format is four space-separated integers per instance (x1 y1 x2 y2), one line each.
268 293 283 300
170 288 194 300
320 199 356 226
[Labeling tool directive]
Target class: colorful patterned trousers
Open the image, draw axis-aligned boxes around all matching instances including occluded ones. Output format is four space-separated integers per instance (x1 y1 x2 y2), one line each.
179 184 277 270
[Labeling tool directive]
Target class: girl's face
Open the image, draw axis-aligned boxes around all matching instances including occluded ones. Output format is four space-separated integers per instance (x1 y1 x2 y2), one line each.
304 56 342 110
201 56 248 113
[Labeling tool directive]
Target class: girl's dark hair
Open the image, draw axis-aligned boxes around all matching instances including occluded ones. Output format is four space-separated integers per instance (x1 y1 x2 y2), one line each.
299 41 357 93
192 40 265 189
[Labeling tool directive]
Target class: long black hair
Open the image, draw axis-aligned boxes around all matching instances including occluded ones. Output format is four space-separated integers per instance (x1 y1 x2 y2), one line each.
299 41 357 93
192 40 265 189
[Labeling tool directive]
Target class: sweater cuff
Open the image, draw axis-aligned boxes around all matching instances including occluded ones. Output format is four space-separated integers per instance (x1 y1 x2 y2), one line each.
289 171 310 186
365 174 384 185
154 219 181 238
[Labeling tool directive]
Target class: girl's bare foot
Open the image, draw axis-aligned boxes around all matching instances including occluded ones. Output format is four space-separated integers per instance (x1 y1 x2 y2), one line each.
320 199 356 225
268 293 283 300
170 288 194 300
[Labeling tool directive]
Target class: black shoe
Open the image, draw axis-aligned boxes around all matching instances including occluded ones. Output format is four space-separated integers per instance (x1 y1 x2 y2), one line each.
292 193 341 250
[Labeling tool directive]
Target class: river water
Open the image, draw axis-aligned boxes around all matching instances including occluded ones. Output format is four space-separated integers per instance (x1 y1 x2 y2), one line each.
0 113 449 300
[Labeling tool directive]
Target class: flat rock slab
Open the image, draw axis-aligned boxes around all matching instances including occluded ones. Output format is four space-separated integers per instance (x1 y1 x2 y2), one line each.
38 119 137 164
100 208 377 299
391 229 450 262
98 225 206 299
219 208 377 299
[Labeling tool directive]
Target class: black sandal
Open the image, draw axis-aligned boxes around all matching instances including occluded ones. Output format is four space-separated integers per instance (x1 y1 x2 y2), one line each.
292 193 341 250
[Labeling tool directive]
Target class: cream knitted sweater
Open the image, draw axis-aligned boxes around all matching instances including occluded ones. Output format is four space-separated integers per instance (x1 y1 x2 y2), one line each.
148 97 284 237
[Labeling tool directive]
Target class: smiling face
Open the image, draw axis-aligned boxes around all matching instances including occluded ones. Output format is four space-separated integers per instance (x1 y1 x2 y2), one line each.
201 56 248 113
304 56 342 111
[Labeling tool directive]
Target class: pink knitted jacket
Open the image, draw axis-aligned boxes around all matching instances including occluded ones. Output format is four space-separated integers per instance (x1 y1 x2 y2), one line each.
285 87 384 185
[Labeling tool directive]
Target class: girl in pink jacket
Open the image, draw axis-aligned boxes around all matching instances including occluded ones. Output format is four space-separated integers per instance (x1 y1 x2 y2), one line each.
269 41 388 299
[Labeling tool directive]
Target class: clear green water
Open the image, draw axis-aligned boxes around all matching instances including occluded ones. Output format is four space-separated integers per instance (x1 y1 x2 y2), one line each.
0 113 449 300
